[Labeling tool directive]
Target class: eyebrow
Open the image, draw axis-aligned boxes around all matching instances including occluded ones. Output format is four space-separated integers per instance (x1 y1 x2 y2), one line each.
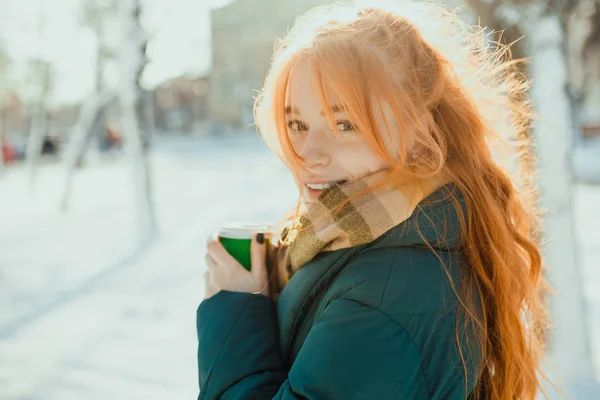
284 104 346 116
284 106 300 115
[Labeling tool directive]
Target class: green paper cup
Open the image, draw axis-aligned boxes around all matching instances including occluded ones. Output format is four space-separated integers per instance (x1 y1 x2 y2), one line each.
218 223 272 271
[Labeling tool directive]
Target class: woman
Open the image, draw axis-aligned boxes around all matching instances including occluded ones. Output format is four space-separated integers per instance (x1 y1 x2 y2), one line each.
199 1 550 399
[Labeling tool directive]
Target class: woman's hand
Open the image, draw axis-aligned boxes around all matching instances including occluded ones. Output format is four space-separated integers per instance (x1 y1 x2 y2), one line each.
204 233 269 300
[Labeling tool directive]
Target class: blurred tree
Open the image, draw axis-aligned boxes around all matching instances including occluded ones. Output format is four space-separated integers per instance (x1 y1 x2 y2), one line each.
25 58 53 186
61 0 118 211
25 1 54 188
119 0 156 245
60 91 114 211
0 42 9 172
81 0 117 147
466 0 600 397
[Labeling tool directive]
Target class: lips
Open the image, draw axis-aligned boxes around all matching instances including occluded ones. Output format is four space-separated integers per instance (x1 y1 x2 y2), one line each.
303 180 347 200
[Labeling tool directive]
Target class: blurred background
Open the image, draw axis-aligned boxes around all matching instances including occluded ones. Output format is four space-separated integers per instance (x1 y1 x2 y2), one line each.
0 0 598 398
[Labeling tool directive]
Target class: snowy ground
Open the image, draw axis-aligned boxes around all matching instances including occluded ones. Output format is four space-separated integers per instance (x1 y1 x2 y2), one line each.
0 134 598 399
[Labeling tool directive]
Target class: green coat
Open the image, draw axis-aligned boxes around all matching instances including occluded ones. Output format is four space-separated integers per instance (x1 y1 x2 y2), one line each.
196 186 481 399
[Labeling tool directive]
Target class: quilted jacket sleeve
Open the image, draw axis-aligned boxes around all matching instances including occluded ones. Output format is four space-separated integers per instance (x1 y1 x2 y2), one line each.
197 291 431 399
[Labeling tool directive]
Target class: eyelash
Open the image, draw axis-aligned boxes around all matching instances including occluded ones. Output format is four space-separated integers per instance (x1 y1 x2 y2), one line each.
287 120 308 131
286 120 356 133
335 120 355 132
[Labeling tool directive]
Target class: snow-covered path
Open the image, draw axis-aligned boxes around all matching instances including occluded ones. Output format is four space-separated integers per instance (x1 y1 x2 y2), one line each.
0 135 598 399
0 135 297 399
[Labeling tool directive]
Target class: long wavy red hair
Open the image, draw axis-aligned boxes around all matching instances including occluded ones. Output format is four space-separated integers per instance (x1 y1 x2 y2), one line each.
254 1 551 398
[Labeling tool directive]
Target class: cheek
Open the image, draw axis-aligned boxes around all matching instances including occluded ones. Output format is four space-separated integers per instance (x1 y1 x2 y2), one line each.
288 133 303 150
375 102 417 159
287 134 312 160
361 151 390 172
333 142 388 176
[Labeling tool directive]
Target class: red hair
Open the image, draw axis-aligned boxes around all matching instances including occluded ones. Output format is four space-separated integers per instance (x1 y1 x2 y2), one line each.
254 1 551 398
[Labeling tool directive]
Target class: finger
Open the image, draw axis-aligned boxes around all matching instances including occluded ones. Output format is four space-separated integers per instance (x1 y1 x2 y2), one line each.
250 233 268 281
206 239 240 268
205 233 217 246
204 253 218 270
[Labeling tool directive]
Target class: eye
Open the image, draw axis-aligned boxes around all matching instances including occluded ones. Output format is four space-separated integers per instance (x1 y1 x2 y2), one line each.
287 120 309 132
336 120 355 132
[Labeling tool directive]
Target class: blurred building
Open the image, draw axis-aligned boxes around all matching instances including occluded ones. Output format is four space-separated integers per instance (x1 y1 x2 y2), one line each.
210 0 332 128
154 76 210 133
1 94 29 139
210 0 473 129
0 94 79 147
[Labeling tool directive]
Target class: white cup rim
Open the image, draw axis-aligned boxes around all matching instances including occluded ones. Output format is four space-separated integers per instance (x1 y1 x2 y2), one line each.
218 223 272 239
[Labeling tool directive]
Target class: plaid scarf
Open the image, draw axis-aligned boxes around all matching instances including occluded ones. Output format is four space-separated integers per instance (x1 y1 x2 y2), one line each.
270 170 443 296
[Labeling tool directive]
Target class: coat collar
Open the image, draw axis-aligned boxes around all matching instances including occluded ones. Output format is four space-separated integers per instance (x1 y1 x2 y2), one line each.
276 245 363 357
276 184 465 357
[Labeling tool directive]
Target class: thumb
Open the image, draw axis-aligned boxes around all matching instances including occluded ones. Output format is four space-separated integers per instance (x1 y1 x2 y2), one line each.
250 233 268 281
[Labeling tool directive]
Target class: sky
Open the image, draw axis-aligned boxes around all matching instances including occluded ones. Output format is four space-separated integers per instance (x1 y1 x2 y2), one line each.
0 0 233 106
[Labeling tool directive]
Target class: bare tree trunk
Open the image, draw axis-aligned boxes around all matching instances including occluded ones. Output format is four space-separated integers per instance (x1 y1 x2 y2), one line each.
82 0 118 151
60 91 114 211
91 55 107 150
526 11 599 398
142 89 155 140
119 0 156 245
25 2 50 189
466 1 598 395
91 0 108 151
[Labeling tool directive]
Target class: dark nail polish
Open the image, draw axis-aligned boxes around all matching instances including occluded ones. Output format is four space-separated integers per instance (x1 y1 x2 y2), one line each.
257 233 265 244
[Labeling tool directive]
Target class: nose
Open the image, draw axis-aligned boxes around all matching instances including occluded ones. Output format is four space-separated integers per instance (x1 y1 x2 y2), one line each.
298 130 330 169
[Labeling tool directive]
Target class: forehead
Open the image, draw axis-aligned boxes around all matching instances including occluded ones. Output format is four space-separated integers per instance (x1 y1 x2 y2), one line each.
285 60 341 112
